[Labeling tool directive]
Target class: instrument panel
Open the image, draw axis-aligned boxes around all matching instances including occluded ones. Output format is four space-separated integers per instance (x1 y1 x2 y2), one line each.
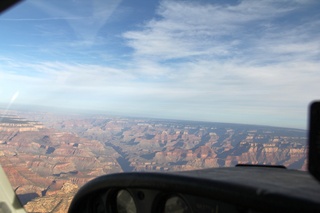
68 167 320 213
87 187 240 213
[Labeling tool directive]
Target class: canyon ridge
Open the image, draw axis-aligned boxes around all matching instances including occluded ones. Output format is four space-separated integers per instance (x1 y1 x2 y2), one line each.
0 110 307 212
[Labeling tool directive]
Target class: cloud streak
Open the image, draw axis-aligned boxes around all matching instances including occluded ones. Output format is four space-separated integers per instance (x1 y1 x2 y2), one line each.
1 0 319 128
27 0 123 44
120 0 320 127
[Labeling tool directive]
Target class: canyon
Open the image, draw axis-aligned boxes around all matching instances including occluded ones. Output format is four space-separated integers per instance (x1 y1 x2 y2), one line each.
0 110 307 212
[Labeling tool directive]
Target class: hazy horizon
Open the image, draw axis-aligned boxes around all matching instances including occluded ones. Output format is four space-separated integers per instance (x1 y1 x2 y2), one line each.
0 102 308 130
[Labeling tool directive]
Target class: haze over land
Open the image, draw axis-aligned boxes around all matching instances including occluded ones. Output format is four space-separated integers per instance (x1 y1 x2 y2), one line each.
0 109 307 212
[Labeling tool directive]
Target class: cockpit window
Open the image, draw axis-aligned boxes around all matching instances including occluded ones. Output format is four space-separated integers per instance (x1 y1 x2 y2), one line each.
0 0 319 212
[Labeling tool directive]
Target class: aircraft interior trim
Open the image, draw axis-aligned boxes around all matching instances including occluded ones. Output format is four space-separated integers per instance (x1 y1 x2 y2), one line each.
68 166 320 213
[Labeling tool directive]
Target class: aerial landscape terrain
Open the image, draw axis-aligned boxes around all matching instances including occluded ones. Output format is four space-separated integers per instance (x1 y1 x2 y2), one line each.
0 109 307 212
0 0 318 212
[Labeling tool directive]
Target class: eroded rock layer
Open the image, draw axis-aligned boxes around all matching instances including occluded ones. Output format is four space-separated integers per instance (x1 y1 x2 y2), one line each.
0 111 307 212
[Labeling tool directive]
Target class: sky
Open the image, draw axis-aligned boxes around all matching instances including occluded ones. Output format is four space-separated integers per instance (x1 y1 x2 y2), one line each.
0 0 319 129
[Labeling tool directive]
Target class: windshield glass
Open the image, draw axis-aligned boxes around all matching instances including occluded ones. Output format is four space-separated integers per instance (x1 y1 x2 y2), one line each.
0 0 319 212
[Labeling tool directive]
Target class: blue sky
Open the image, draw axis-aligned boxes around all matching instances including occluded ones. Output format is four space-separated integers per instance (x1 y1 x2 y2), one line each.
0 0 319 129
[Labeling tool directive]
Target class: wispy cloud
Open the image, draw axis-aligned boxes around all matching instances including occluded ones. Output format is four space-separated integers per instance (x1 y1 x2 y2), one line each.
123 0 319 62
1 0 319 128
119 0 320 127
0 17 84 21
30 0 123 44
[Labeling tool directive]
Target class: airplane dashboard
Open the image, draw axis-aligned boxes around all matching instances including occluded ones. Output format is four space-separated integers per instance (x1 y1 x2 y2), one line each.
68 166 320 213
87 187 239 213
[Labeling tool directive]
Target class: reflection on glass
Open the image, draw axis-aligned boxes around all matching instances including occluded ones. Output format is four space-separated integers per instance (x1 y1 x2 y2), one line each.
164 196 191 213
116 190 137 213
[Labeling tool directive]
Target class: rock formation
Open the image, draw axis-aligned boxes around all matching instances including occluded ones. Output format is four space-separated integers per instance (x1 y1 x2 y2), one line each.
0 112 307 212
24 182 78 213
